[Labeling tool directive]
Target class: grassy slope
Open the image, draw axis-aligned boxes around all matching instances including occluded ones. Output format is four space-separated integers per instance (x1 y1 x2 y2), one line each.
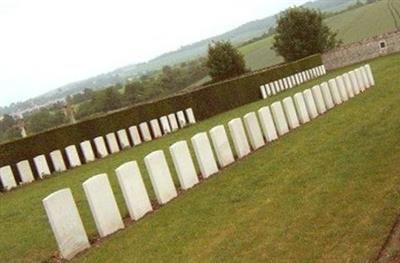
240 0 399 71
0 53 399 262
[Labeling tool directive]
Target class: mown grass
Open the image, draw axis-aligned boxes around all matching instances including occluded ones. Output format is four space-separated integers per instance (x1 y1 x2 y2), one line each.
0 53 399 262
239 0 398 71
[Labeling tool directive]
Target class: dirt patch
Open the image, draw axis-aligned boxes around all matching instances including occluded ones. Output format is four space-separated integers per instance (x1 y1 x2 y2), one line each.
373 213 400 263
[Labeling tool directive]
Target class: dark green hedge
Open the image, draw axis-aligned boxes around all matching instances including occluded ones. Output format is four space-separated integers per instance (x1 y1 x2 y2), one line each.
0 54 322 178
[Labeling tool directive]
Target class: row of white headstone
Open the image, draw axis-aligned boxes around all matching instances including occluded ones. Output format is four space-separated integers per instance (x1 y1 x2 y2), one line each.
260 65 327 99
42 63 375 260
0 108 196 192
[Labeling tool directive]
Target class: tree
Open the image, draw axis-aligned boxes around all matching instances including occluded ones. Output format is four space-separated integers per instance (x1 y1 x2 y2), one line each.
272 7 341 62
25 109 67 134
206 41 247 82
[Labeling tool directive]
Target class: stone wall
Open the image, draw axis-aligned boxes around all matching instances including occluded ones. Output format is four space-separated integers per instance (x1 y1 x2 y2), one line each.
322 30 400 70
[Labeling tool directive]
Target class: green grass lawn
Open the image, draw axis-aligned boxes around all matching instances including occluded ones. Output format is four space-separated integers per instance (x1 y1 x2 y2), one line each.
1 53 399 262
239 0 399 71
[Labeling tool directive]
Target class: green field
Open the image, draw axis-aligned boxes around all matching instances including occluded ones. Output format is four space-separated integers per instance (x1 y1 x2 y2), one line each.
0 52 399 262
241 0 400 71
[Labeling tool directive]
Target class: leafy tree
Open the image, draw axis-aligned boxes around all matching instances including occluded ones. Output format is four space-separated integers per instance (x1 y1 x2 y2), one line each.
272 7 341 62
206 41 247 82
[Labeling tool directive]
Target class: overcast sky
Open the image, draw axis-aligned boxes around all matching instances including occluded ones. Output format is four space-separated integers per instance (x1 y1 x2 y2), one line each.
0 0 309 106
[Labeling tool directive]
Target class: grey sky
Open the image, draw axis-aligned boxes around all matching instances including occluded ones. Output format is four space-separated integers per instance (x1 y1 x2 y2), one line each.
0 0 309 106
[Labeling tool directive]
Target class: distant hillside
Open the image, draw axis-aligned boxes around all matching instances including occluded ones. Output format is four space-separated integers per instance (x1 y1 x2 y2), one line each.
238 0 398 71
3 0 357 115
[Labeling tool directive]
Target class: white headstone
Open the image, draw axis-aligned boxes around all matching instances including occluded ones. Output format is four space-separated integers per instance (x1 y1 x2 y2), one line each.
293 93 310 124
271 83 277 95
228 118 251 158
150 119 162 138
349 70 361 95
170 140 199 190
303 89 319 119
342 73 355 98
320 82 335 110
177 111 187 128
278 79 284 91
17 160 35 183
302 72 307 82
271 101 289 136
360 66 371 88
168 113 179 132
42 188 90 260
139 122 152 142
115 161 153 221
160 116 172 134
83 174 124 237
144 150 178 204
335 76 349 102
355 68 366 92
265 84 272 96
0 165 17 191
291 75 297 86
287 77 293 88
128 126 142 146
117 129 131 149
282 97 300 129
106 132 120 154
274 81 280 92
93 136 109 158
311 85 327 114
50 150 67 172
80 141 95 163
321 65 327 75
365 64 375 86
243 112 265 150
185 108 196 124
65 145 81 168
295 74 300 85
328 79 343 105
260 85 267 99
209 125 235 168
258 106 279 142
283 78 289 90
191 132 219 178
33 154 51 178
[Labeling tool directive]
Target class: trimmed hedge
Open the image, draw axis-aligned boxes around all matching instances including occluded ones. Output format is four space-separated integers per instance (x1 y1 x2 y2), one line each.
0 54 322 177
